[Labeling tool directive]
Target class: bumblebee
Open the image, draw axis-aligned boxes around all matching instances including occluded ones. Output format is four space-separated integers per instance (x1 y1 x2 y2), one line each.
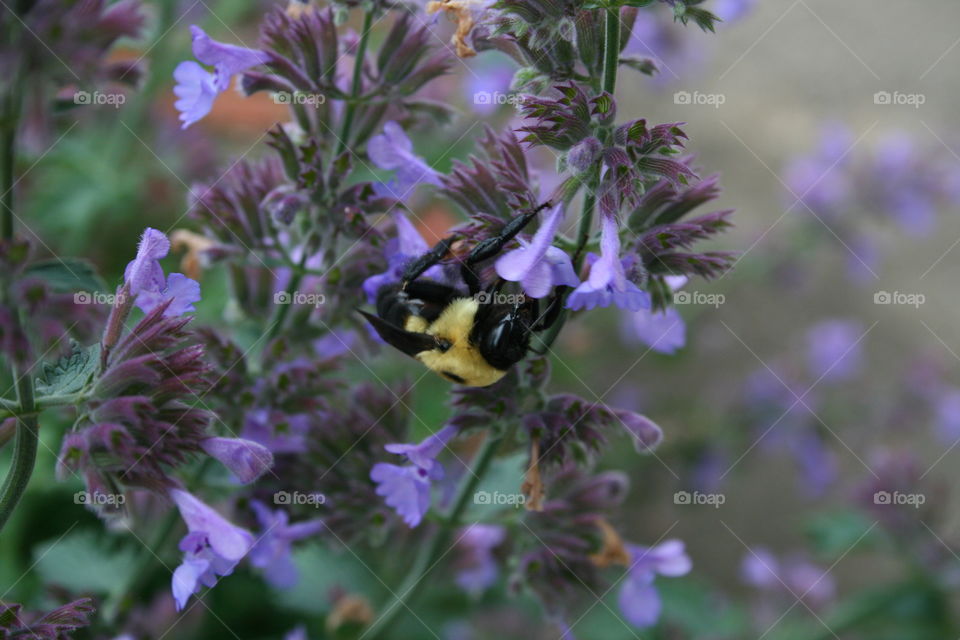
360 204 565 387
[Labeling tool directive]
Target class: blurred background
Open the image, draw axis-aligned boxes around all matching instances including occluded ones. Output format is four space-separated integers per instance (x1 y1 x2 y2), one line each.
4 0 960 638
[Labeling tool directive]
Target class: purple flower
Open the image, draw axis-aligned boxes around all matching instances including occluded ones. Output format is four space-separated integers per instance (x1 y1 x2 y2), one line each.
368 121 442 200
362 212 446 304
622 306 685 354
741 548 835 608
371 426 457 527
242 409 311 454
370 463 439 528
249 501 325 589
494 204 579 298
805 319 863 382
618 540 691 628
566 215 650 311
384 425 457 472
170 489 254 610
455 524 505 595
612 410 663 453
173 25 270 128
124 228 201 317
200 437 274 484
466 59 516 116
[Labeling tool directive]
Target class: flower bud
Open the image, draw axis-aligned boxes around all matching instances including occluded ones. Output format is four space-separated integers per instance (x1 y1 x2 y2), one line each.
567 136 602 174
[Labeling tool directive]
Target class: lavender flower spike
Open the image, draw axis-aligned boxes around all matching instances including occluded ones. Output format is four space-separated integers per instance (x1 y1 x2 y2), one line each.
495 204 579 298
368 121 443 201
170 489 254 610
174 26 270 128
124 228 201 317
567 215 650 311
200 437 274 484
619 539 691 628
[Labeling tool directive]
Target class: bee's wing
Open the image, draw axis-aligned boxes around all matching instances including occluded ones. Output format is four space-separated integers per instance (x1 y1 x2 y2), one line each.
358 310 438 357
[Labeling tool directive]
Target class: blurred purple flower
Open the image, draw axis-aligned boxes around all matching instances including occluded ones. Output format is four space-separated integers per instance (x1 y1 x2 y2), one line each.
368 121 442 200
363 212 446 304
619 540 692 628
455 523 505 595
124 228 201 317
805 319 863 382
783 123 854 219
494 204 579 298
173 25 270 128
170 489 253 610
466 59 516 116
741 548 835 608
567 215 650 311
934 389 960 443
622 306 685 354
200 437 274 484
242 409 310 454
371 426 457 527
713 0 758 22
249 501 325 588
793 429 837 497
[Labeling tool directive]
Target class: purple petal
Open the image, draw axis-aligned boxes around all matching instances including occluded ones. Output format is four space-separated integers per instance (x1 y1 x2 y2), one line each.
368 121 415 170
189 25 269 90
124 227 169 294
172 556 210 611
370 463 432 527
173 61 220 129
624 307 685 354
741 548 781 589
384 425 457 471
393 211 431 256
135 272 201 317
170 489 253 562
618 571 662 628
201 437 274 484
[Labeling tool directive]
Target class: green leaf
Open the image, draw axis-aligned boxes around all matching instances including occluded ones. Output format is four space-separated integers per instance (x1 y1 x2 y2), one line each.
35 341 100 397
23 258 106 294
34 529 138 594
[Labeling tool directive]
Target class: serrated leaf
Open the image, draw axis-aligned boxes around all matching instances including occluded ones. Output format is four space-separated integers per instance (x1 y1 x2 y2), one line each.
23 258 106 294
34 529 138 594
36 341 100 397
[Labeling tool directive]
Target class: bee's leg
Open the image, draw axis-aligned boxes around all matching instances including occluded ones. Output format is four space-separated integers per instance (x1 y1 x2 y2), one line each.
531 285 568 332
461 202 552 295
400 236 457 290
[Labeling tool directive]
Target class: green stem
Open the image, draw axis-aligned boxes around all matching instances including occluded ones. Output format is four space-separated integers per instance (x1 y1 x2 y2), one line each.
364 429 510 639
265 254 307 343
334 10 374 157
602 5 621 96
0 369 38 533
